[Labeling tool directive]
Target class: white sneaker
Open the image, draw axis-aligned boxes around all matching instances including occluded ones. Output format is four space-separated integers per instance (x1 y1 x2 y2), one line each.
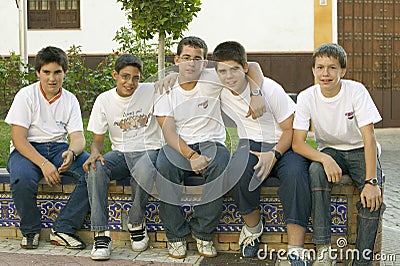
314 245 337 266
91 232 112 261
21 233 40 249
50 229 86 249
128 223 149 252
239 223 263 258
192 235 217 258
167 241 187 259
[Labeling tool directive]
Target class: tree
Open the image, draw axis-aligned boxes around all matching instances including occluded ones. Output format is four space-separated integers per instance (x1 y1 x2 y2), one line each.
116 0 202 77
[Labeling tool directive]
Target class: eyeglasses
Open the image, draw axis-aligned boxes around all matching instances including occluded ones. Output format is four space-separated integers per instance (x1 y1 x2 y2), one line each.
120 74 140 82
179 55 204 62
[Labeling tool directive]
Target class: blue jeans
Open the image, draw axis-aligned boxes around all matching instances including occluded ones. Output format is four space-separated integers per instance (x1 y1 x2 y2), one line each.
310 147 385 266
227 139 311 227
156 141 230 242
86 150 158 231
7 142 90 235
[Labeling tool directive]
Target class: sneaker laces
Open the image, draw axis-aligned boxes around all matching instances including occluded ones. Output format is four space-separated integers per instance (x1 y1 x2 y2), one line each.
25 233 38 245
242 234 259 247
93 236 111 249
168 241 185 253
197 239 213 250
129 227 145 242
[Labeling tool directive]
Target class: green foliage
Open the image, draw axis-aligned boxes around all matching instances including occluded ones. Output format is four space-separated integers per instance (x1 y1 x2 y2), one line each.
63 45 117 115
113 28 165 80
118 0 201 41
0 52 36 118
115 0 202 72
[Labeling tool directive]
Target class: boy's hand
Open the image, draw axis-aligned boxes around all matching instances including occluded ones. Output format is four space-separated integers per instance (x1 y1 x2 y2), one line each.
361 185 382 212
189 153 211 175
250 150 275 181
247 94 266 119
41 161 61 187
321 154 342 183
83 152 105 173
58 150 74 173
155 73 178 94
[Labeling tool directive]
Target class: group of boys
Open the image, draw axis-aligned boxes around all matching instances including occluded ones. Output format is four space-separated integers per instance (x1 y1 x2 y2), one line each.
5 36 384 266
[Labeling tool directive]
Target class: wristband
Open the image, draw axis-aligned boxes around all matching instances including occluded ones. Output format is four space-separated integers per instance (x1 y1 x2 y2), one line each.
68 149 78 161
41 159 49 168
187 150 196 160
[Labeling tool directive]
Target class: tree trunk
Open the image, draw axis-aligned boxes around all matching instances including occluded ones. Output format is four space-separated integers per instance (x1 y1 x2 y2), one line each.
158 32 165 79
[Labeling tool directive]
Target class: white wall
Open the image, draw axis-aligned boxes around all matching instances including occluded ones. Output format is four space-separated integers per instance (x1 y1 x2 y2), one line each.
184 0 314 53
0 0 314 56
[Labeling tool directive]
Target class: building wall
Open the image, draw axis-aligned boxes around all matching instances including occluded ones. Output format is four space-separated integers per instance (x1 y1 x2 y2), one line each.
0 0 315 56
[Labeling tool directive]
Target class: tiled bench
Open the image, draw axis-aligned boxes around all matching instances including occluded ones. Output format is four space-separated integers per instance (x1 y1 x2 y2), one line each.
0 167 371 256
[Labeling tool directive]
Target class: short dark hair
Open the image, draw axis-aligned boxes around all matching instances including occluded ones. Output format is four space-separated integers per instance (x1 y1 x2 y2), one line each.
114 54 143 73
213 41 247 68
177 36 208 59
312 43 347 69
35 46 68 73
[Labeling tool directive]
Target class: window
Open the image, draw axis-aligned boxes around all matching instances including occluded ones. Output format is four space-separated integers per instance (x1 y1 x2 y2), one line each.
27 0 80 29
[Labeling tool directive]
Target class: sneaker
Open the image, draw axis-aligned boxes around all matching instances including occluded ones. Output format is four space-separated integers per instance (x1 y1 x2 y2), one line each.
239 223 264 258
20 233 39 249
276 253 311 266
314 246 337 266
167 241 187 259
50 228 86 249
128 223 149 252
192 235 217 258
91 233 112 261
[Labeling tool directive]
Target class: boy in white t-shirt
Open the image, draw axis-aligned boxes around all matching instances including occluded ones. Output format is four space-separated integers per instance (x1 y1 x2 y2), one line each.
292 43 384 266
5 46 90 250
213 41 311 265
154 36 265 259
83 54 163 260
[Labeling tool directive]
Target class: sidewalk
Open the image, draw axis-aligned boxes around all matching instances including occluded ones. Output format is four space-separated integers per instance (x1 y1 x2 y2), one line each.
0 128 399 265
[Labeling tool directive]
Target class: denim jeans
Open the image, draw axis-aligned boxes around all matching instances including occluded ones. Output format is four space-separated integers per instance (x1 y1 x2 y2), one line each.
227 139 311 227
86 149 158 231
7 142 90 235
310 147 385 266
155 141 230 242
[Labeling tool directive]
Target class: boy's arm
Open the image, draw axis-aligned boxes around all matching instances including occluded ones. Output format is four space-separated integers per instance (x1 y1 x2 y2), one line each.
58 131 86 173
11 124 61 186
359 123 382 212
247 62 266 118
156 116 210 174
292 129 343 183
82 134 106 173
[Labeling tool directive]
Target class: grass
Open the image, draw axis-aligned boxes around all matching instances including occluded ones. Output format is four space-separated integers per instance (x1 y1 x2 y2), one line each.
0 120 317 168
0 119 112 168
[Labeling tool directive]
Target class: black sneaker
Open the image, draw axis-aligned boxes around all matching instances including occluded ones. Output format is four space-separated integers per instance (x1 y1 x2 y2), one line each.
21 233 39 249
127 223 149 252
91 235 112 260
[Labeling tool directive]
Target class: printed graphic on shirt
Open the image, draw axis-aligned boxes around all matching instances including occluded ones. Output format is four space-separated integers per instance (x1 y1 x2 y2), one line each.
345 111 355 120
197 99 209 109
113 109 151 132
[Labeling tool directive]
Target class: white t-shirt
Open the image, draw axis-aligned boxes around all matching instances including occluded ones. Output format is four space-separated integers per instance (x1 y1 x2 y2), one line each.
5 81 83 152
293 79 382 150
154 69 226 145
221 77 295 143
87 83 163 152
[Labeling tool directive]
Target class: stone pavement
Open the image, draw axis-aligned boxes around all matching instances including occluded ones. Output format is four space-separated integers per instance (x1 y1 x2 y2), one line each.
0 128 399 265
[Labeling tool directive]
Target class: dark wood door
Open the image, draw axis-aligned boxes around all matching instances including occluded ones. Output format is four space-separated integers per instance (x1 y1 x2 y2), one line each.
338 0 400 127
